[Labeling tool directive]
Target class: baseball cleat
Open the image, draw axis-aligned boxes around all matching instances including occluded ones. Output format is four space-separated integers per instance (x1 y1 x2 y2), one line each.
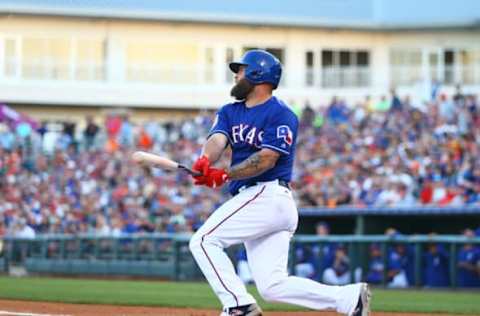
221 303 263 316
351 283 371 316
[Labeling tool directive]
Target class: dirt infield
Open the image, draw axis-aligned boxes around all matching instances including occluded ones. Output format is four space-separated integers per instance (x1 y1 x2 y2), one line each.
0 300 468 316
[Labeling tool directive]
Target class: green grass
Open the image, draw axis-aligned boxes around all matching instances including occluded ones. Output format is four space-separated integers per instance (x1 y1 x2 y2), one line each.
0 276 479 314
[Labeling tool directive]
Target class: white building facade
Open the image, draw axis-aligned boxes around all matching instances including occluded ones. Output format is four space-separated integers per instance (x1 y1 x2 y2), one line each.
0 3 479 118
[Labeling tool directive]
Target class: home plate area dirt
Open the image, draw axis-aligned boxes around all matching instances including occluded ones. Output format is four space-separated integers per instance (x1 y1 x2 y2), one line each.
0 300 465 316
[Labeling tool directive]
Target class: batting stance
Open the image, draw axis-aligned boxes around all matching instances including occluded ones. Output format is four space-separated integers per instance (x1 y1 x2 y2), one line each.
189 49 371 316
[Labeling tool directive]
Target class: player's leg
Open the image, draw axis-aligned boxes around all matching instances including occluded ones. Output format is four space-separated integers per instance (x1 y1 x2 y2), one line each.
245 182 369 315
189 184 276 311
245 232 365 315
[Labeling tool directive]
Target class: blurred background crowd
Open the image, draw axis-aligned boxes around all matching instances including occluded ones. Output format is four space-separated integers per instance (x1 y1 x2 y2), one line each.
1 88 480 238
2 88 480 287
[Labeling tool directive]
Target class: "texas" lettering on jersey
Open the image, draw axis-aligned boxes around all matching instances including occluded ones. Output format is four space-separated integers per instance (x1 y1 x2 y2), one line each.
231 124 264 147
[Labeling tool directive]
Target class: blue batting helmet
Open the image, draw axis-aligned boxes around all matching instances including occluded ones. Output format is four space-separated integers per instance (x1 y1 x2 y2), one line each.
229 49 282 89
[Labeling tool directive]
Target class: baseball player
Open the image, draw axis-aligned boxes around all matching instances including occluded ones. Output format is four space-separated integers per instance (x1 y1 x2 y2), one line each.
189 49 371 316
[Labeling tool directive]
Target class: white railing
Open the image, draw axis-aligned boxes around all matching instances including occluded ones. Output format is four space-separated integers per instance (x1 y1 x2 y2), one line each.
75 62 105 81
391 64 480 87
22 61 70 80
443 65 455 85
5 58 106 82
126 64 201 84
390 65 422 87
4 57 19 77
305 68 315 86
444 65 479 86
321 66 371 88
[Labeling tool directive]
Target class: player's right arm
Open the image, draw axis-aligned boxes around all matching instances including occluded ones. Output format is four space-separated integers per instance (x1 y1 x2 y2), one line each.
203 106 232 164
201 133 228 164
193 106 231 177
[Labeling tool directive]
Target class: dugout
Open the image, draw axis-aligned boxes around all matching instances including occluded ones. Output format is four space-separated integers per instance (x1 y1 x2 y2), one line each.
4 233 480 288
297 206 480 235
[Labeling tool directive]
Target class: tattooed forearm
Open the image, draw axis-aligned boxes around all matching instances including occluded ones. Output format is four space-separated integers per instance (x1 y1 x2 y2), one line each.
226 149 279 180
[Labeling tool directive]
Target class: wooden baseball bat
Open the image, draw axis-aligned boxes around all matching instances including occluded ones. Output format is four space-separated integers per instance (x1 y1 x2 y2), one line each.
131 151 202 176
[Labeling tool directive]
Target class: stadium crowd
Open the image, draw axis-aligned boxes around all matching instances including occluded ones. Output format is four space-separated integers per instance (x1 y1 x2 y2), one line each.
1 89 480 237
1 89 480 287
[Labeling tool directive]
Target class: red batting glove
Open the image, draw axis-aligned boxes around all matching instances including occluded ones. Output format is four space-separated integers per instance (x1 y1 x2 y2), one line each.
204 168 229 188
194 176 208 185
192 155 210 175
192 155 210 185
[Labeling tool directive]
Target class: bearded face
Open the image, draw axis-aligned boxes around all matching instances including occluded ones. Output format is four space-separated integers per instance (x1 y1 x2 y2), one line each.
230 78 254 101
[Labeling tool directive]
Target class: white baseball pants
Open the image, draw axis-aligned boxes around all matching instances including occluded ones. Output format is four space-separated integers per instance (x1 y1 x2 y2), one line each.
189 180 361 315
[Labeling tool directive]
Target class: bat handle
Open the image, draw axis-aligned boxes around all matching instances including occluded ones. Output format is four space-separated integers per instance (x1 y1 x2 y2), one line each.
178 164 202 177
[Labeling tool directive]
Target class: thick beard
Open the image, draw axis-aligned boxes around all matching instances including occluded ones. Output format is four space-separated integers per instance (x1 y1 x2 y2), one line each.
230 79 254 101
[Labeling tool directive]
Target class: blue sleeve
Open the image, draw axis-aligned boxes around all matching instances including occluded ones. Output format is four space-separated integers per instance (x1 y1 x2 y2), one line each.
261 109 298 155
208 106 233 144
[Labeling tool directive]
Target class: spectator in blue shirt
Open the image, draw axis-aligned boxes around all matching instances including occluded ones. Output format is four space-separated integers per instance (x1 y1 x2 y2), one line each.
366 243 384 285
311 222 336 278
387 243 410 288
322 244 351 285
423 242 449 287
390 89 403 112
0 124 15 150
476 227 480 254
325 97 349 125
294 245 316 280
457 229 480 287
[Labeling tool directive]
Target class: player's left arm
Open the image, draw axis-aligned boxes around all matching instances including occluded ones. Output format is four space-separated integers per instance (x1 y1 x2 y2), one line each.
226 148 279 180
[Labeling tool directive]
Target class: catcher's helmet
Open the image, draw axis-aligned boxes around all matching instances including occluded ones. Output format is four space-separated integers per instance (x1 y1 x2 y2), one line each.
229 49 282 89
